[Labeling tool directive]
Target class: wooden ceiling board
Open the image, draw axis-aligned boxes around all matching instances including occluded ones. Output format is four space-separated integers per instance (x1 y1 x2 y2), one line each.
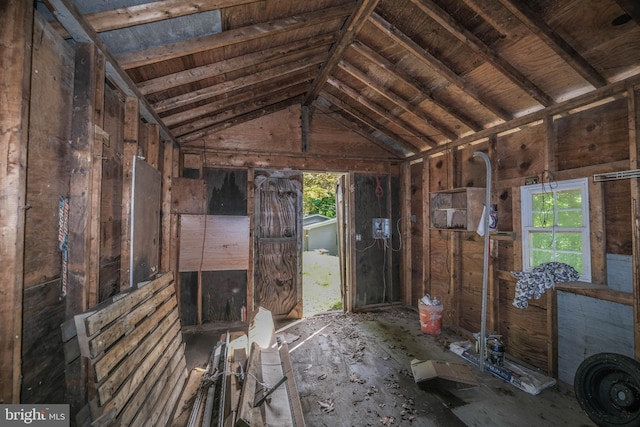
498 33 593 101
464 62 541 116
377 1 482 77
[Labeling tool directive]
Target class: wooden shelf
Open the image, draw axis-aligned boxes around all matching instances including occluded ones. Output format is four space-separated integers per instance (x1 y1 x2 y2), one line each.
490 231 516 241
430 188 485 231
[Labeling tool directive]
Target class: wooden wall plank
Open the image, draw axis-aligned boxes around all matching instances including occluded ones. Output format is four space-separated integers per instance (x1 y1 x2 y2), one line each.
0 0 32 403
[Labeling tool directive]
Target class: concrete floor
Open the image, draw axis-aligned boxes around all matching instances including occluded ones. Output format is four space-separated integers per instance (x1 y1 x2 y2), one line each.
183 308 596 427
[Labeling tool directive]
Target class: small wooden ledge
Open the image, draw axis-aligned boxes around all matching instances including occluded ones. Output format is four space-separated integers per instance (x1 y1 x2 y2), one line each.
554 282 633 306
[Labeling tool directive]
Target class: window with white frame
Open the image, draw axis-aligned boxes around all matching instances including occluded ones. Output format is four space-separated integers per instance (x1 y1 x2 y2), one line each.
520 177 591 281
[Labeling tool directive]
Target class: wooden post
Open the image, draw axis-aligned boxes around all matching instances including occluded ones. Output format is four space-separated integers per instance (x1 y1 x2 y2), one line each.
161 141 174 272
628 87 640 360
247 168 255 318
0 0 33 403
67 42 104 317
543 114 558 375
66 41 104 416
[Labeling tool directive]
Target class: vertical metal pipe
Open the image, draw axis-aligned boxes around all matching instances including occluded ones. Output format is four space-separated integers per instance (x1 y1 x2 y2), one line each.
473 151 491 372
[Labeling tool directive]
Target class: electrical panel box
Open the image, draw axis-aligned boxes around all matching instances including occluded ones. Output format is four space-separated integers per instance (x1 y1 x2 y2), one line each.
372 218 390 239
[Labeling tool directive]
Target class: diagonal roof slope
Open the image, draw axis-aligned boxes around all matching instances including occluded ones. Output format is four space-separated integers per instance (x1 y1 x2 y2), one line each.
41 0 640 158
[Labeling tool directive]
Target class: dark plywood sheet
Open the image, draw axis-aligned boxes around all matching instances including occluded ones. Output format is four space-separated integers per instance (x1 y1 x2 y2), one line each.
21 280 66 404
201 270 247 322
353 173 400 307
203 168 248 215
179 272 198 326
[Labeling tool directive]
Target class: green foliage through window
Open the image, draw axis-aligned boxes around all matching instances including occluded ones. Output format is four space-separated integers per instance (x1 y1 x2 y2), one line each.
303 173 342 218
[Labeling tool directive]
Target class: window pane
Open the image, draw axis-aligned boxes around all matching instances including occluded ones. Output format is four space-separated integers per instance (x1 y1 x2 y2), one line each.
557 210 582 227
532 212 554 227
557 190 582 209
531 232 553 249
556 252 583 274
532 249 554 266
555 232 582 251
532 193 554 211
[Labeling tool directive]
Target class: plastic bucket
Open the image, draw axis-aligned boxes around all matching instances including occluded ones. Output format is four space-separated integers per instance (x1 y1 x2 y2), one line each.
418 299 443 335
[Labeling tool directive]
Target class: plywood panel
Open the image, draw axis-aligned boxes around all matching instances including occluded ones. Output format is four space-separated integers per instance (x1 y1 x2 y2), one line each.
131 157 161 286
494 124 545 182
203 168 248 215
202 270 247 322
179 215 250 271
410 162 424 304
555 98 629 171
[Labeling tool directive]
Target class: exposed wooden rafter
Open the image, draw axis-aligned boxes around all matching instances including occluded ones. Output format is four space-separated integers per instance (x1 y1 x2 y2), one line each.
368 12 512 122
493 0 608 88
303 0 381 106
411 0 554 106
337 60 457 141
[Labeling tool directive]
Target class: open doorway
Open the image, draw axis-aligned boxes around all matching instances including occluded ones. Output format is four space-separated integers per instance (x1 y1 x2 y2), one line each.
302 172 344 316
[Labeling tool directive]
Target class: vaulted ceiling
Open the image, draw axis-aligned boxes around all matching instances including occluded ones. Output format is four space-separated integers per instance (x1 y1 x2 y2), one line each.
41 0 640 158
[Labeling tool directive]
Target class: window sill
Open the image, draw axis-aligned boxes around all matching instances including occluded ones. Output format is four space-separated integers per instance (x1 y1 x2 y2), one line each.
554 282 633 306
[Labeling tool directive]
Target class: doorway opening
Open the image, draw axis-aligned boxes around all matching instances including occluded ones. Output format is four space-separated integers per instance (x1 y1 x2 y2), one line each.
302 172 344 317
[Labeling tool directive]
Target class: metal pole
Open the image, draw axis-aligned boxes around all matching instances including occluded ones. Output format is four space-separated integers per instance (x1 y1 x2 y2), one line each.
473 151 491 372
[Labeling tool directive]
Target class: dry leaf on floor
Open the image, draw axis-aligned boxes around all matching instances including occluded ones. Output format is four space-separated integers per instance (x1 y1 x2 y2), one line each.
380 416 395 426
349 373 365 383
318 399 335 413
318 373 327 380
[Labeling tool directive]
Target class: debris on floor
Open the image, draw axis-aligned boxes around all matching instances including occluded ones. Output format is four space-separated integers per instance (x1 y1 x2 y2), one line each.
410 359 478 387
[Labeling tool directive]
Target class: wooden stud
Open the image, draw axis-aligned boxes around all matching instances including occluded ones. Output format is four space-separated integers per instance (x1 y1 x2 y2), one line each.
401 161 412 306
147 123 160 169
301 105 310 152
0 0 33 404
246 168 255 318
348 172 358 312
120 143 138 290
161 141 174 273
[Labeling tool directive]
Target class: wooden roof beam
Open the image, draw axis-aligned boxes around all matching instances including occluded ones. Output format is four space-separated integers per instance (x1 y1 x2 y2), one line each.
153 52 325 114
369 12 512 121
176 85 309 140
410 0 553 106
50 0 262 38
319 91 416 157
303 0 380 106
44 0 176 144
179 97 304 145
350 40 483 132
138 33 336 96
337 60 458 141
493 0 607 88
117 4 353 70
326 77 433 152
163 69 318 127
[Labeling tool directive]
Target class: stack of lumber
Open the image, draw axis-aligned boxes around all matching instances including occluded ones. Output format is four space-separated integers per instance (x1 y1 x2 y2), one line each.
62 272 188 426
174 307 305 427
